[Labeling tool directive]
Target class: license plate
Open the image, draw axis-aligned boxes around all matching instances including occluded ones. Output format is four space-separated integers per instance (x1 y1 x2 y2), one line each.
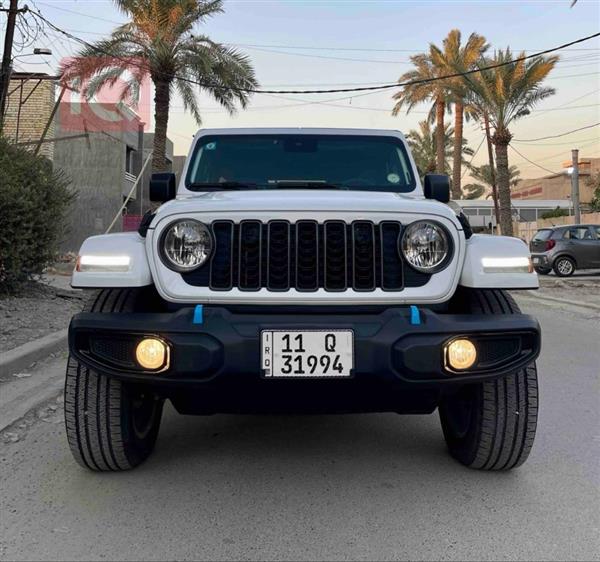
261 330 354 378
533 257 540 264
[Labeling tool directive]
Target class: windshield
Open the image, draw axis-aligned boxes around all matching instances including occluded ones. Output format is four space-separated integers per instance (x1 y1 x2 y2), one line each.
532 229 553 242
185 134 417 193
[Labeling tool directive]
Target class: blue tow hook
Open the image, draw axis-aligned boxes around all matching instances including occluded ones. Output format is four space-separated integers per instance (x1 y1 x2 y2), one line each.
409 305 421 326
193 304 204 325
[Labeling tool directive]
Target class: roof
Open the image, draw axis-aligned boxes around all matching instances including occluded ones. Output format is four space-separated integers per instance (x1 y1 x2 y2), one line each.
194 127 405 137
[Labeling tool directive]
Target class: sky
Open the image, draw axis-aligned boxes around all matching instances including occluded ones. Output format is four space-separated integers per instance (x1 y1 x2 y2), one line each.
6 0 600 180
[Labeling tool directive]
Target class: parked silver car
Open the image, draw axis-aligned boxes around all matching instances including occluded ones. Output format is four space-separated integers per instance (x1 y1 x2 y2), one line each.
530 224 600 276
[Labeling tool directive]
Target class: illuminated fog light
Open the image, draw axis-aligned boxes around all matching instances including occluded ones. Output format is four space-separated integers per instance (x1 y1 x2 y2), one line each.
481 256 531 273
446 339 477 371
135 338 168 370
77 255 131 272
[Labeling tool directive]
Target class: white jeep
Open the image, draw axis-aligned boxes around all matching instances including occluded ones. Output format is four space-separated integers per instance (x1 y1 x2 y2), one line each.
67 128 540 471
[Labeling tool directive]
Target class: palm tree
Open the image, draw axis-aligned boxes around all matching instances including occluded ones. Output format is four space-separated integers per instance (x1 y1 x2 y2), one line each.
466 50 558 235
60 0 258 171
406 120 473 180
392 54 448 174
463 164 521 199
430 30 487 199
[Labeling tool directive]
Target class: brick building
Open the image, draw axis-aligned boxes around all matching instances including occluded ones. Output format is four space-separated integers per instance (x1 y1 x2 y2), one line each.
512 157 598 203
2 73 56 160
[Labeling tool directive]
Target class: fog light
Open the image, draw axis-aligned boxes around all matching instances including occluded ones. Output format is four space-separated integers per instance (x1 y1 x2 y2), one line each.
135 338 167 370
447 339 477 370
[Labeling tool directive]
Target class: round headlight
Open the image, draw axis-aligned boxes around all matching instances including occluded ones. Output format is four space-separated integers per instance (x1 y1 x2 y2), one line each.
400 221 450 273
160 219 213 272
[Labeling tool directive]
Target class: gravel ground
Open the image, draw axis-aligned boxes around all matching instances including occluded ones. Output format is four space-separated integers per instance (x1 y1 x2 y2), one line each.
537 270 600 306
0 280 86 353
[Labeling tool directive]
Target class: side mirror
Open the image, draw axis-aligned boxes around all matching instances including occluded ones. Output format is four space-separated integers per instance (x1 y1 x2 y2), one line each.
149 172 176 202
423 174 450 203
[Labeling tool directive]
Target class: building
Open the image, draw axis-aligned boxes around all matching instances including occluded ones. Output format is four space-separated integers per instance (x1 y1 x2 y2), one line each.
511 157 598 203
53 103 175 250
457 199 574 229
2 72 56 160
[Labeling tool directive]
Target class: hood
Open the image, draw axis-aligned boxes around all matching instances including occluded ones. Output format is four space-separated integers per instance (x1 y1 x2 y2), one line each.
155 189 457 221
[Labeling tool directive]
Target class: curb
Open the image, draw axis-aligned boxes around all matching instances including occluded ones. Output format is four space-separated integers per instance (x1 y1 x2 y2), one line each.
518 292 600 311
0 329 68 378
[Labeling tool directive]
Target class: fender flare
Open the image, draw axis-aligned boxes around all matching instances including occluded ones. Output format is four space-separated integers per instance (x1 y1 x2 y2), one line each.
71 232 152 288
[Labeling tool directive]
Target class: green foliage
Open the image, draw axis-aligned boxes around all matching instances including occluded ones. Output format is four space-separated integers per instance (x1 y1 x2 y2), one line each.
406 120 473 179
0 138 75 294
587 172 600 212
462 183 486 200
540 207 569 220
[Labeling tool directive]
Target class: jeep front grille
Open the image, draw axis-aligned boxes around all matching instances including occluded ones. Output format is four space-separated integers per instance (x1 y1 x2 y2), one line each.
181 220 431 292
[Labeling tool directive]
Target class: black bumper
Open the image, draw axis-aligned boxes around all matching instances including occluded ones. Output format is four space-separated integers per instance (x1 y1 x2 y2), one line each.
69 305 540 414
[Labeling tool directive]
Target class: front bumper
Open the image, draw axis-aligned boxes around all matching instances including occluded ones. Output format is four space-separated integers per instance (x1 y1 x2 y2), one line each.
69 306 541 413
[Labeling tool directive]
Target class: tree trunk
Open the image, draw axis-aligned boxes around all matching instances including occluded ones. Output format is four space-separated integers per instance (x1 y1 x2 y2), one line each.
435 97 445 174
451 101 464 200
152 79 171 172
493 136 513 237
484 113 501 232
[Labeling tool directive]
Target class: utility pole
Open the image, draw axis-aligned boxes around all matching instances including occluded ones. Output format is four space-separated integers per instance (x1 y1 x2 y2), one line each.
0 0 24 125
571 148 581 224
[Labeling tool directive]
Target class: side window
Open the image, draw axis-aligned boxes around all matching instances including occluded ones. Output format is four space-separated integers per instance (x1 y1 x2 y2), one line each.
565 227 589 240
594 226 600 239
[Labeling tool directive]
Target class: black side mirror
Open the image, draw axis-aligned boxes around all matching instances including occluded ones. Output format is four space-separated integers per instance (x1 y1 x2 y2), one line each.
150 172 176 202
423 174 450 203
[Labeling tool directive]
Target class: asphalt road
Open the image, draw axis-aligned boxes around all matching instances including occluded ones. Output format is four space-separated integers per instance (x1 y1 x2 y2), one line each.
1 298 599 561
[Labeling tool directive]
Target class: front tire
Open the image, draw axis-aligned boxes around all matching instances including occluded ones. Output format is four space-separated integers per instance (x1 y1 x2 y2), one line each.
64 289 164 471
439 289 539 470
534 266 551 275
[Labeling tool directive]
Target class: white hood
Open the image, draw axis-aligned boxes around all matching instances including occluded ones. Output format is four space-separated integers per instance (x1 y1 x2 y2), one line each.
154 189 459 224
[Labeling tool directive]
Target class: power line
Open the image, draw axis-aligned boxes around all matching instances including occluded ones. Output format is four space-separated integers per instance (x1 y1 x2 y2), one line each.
513 122 600 142
26 10 600 95
462 134 486 179
509 145 560 176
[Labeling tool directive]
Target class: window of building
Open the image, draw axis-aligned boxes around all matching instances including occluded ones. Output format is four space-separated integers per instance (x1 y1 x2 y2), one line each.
519 209 537 222
126 146 135 174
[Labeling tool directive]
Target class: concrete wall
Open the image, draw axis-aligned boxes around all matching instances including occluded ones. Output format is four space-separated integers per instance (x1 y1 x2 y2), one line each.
54 133 126 251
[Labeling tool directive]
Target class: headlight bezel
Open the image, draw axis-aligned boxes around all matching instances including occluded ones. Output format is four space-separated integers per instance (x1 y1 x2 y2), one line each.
159 218 214 273
399 220 453 274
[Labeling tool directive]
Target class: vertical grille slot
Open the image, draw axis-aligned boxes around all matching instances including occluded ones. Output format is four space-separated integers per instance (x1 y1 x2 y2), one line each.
352 221 376 291
209 221 234 290
380 222 403 290
296 221 319 291
324 221 347 291
267 221 291 290
238 221 262 290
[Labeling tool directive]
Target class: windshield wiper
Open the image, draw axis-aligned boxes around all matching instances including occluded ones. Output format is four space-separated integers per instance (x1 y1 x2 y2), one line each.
188 181 258 191
268 180 347 189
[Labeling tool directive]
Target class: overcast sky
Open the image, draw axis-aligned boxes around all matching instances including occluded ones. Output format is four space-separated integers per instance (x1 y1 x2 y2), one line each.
10 0 600 179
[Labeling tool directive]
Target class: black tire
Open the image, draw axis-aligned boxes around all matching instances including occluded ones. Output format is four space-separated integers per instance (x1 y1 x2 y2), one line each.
534 266 551 275
439 289 539 470
553 256 575 277
64 288 164 471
